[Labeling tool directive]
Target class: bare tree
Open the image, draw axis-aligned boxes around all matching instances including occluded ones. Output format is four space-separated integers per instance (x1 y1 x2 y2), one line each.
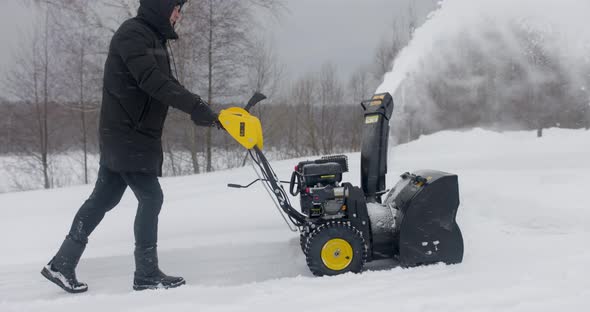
373 25 406 83
197 0 249 172
52 0 105 184
243 35 285 163
246 36 284 97
348 66 377 150
177 0 283 172
317 63 344 154
95 0 137 33
170 11 204 174
3 2 60 189
290 74 320 155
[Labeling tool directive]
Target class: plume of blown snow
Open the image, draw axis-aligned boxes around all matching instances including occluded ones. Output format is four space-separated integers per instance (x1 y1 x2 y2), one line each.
377 0 590 96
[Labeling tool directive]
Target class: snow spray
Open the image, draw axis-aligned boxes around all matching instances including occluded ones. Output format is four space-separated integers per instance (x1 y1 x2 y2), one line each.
377 0 590 100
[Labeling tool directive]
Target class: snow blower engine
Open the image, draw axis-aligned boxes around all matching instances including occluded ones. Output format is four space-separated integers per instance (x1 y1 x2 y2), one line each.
221 92 464 276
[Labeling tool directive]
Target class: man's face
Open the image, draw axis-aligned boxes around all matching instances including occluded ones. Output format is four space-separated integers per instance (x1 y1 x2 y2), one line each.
170 5 182 26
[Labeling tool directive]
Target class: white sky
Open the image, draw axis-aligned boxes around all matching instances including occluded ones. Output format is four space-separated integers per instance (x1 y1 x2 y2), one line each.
0 1 34 81
261 0 436 80
0 0 436 85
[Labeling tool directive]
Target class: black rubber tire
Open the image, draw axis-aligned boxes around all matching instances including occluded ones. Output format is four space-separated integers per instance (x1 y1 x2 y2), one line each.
300 233 309 255
304 221 367 276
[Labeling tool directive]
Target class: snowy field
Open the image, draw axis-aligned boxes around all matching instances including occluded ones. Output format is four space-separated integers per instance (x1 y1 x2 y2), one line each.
0 128 589 311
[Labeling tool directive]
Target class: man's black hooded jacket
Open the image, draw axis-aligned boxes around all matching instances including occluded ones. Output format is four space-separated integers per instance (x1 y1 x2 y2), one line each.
99 0 194 176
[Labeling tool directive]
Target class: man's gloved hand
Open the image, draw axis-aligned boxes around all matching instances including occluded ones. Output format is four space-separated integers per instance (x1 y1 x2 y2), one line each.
191 97 218 127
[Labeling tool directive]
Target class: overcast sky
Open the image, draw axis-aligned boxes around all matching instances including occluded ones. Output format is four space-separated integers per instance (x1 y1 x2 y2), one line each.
270 0 436 80
0 1 33 81
0 0 437 84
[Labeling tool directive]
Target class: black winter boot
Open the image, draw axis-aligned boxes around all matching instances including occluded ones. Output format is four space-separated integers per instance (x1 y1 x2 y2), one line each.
41 237 88 293
133 246 185 291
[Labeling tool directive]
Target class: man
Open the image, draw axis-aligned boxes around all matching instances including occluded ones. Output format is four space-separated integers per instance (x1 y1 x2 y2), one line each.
41 0 217 293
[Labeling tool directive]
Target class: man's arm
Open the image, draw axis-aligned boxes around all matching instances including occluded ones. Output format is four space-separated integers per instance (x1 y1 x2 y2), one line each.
114 26 197 114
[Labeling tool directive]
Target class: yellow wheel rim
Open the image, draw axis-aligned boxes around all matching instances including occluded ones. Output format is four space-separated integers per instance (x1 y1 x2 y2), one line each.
321 238 354 271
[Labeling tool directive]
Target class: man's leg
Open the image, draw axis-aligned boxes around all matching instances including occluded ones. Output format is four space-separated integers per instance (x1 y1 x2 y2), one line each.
121 172 185 290
42 166 127 293
120 172 163 248
68 166 128 243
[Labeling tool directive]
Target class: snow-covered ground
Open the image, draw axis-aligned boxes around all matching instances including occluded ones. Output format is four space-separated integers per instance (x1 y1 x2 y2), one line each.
1 128 589 312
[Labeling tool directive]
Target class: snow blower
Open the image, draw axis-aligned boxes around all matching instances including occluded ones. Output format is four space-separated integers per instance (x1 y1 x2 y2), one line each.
220 92 464 276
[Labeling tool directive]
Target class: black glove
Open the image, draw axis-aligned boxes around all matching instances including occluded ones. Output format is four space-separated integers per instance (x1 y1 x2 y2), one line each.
191 97 218 127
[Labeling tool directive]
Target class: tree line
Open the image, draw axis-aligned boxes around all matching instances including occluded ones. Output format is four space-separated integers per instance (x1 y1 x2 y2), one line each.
4 1 585 192
1 0 411 191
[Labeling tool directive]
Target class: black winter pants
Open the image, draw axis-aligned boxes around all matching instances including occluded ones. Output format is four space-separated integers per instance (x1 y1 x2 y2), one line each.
67 166 163 248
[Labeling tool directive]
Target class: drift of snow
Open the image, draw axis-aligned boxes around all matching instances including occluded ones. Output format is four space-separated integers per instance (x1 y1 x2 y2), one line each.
0 128 589 311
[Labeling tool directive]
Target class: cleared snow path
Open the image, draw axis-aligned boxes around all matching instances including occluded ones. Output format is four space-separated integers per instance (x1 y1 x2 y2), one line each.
1 129 589 311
